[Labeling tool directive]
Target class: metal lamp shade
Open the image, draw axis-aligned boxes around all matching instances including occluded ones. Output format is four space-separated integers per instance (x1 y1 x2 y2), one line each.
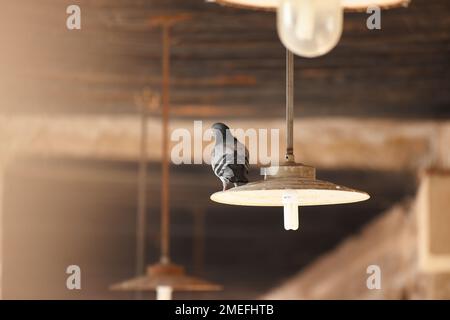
213 0 410 11
211 163 370 206
110 262 222 292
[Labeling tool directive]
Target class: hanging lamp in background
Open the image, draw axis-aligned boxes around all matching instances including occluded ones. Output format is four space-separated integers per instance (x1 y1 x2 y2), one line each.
211 50 370 230
212 0 410 57
212 0 410 11
111 15 221 300
277 0 343 58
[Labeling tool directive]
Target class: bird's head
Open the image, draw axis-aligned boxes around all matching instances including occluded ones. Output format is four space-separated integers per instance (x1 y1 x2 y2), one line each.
212 122 229 132
211 122 230 141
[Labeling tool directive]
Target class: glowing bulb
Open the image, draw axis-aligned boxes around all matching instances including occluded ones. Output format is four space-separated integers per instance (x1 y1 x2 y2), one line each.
277 0 343 58
156 285 173 300
282 190 299 230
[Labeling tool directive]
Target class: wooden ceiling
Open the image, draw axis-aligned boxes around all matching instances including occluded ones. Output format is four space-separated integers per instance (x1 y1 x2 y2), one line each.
2 0 449 299
2 0 449 119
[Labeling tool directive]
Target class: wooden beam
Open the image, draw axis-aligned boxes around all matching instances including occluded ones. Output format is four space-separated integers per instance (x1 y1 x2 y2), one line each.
417 170 450 273
0 114 449 171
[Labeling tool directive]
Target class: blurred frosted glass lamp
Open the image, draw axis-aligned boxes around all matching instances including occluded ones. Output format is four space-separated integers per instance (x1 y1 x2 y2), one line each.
210 50 370 230
212 0 410 11
277 0 343 57
212 0 410 57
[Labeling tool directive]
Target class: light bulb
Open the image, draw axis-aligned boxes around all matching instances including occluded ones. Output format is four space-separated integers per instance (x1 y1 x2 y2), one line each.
277 0 343 58
156 285 173 300
282 190 299 230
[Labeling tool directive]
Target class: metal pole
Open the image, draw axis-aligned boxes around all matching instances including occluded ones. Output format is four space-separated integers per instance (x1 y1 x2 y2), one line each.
160 24 171 264
135 103 148 299
193 207 205 276
285 49 295 162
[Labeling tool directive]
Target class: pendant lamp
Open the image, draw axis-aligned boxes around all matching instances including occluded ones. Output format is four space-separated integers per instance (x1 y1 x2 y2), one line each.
111 17 221 300
210 50 370 230
212 0 410 57
212 0 410 11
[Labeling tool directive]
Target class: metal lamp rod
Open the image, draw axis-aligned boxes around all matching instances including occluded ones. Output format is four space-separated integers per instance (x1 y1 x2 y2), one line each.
136 104 148 277
152 14 190 265
161 23 171 264
285 49 295 163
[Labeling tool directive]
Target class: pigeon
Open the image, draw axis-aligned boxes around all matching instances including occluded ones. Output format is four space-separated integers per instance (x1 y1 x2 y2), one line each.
211 122 249 191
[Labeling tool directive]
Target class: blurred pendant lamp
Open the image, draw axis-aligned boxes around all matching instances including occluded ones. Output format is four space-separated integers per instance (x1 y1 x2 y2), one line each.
111 17 221 299
211 50 370 230
212 0 410 57
213 0 410 11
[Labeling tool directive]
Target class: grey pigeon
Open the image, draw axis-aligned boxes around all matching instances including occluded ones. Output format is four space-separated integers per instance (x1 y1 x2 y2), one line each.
211 122 249 191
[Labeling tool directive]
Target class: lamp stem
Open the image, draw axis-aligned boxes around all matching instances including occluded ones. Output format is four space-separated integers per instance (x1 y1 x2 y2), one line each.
286 49 295 163
136 104 148 277
161 23 171 264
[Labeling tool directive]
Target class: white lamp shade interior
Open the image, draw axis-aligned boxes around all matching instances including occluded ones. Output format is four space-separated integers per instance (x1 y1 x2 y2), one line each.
210 178 370 206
